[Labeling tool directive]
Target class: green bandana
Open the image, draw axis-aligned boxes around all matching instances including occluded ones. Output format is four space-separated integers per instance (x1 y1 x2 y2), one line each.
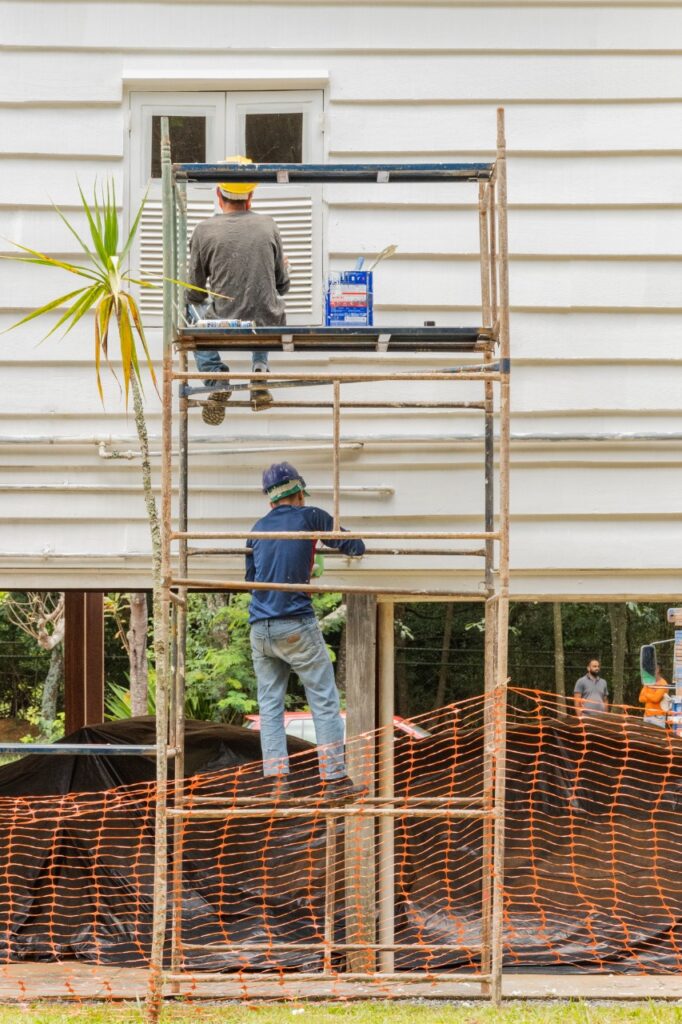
267 477 308 502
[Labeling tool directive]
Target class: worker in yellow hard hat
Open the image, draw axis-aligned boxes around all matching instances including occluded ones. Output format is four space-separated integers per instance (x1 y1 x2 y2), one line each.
187 156 291 421
216 154 258 201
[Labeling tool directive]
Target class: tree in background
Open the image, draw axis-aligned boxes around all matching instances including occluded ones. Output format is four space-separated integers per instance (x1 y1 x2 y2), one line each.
104 592 150 715
609 603 628 708
553 602 566 711
1 592 64 731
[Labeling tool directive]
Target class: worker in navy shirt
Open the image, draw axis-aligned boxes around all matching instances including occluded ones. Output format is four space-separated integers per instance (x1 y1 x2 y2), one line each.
246 461 365 801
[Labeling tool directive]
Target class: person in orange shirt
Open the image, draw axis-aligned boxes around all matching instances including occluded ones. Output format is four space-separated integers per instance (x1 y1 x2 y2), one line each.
639 667 669 729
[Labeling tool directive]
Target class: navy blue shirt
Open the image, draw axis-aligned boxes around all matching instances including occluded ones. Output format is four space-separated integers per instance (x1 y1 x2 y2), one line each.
245 504 365 623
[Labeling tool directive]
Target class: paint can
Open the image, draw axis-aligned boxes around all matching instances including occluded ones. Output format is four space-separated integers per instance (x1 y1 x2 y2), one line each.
325 271 373 326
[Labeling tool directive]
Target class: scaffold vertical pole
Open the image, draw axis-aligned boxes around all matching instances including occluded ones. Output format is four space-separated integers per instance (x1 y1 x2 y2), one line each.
377 601 395 974
146 115 173 1022
491 105 511 1007
332 379 341 530
170 177 189 989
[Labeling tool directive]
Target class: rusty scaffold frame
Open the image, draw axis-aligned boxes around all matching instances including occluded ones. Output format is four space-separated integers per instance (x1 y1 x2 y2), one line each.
147 109 511 1015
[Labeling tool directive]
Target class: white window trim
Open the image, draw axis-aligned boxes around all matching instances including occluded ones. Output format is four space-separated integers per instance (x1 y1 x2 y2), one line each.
123 71 329 91
126 86 326 325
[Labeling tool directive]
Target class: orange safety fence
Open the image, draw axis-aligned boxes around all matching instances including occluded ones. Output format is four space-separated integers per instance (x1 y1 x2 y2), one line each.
0 689 679 1001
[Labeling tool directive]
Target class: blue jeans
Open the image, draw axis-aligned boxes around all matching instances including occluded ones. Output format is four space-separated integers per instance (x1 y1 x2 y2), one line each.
250 615 345 780
644 715 666 729
195 348 268 384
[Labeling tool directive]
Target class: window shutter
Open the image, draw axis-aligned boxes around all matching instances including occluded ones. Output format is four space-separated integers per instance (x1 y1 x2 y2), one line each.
139 193 315 323
139 197 214 320
252 192 314 318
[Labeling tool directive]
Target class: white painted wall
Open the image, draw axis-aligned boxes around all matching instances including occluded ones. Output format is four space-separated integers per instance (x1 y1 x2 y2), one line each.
1 0 681 599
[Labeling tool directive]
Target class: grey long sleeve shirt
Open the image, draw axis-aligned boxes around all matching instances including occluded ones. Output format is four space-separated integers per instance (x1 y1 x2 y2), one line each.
187 210 290 325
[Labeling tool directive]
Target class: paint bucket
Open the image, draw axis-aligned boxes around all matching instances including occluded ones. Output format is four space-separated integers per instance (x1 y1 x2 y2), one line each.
325 271 373 326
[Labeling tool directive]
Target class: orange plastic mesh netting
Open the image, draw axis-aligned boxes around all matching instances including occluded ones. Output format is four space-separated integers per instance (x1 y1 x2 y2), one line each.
0 688 679 999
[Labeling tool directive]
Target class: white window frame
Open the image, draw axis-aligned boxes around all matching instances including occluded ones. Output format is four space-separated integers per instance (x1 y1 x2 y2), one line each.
128 89 324 325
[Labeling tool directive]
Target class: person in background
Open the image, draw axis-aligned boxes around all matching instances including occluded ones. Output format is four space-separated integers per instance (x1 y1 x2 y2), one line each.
186 155 290 421
574 658 609 716
246 462 365 801
639 666 669 729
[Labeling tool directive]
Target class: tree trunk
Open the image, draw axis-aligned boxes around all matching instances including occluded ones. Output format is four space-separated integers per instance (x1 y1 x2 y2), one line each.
434 603 455 709
131 376 164 680
41 643 62 724
552 602 566 713
128 592 149 716
609 603 627 710
336 622 347 696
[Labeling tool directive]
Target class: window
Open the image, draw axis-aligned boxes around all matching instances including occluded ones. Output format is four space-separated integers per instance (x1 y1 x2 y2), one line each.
245 112 303 163
299 719 318 744
150 116 206 178
129 90 324 325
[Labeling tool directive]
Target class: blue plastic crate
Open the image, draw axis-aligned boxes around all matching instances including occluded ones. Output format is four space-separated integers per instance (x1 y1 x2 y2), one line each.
325 271 373 326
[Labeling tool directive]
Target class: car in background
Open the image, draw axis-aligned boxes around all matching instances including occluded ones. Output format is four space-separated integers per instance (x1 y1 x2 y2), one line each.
245 711 432 744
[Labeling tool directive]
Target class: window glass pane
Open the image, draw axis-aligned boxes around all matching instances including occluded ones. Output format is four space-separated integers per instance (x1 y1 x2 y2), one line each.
300 719 317 744
151 115 206 178
245 112 303 163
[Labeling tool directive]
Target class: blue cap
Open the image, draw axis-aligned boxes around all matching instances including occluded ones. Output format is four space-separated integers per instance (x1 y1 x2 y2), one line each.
262 462 309 501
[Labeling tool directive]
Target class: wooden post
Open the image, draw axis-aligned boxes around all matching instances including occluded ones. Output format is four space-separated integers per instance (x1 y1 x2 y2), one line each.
480 594 498 993
377 601 395 973
344 593 377 973
64 591 104 734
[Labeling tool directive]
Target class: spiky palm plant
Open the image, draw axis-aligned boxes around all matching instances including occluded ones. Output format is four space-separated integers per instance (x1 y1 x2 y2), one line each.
2 180 195 718
7 181 155 405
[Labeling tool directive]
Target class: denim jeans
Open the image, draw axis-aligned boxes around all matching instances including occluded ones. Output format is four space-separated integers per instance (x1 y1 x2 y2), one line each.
644 715 666 729
250 615 345 780
195 347 268 384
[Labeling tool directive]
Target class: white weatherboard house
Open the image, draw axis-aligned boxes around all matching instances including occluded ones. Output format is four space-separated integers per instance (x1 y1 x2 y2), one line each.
1 0 681 600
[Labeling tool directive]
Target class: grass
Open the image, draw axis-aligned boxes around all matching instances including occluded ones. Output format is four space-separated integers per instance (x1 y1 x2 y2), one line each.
2 1002 682 1024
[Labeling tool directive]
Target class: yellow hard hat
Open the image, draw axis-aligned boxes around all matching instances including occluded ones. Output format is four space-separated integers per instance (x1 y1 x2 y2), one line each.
218 155 258 199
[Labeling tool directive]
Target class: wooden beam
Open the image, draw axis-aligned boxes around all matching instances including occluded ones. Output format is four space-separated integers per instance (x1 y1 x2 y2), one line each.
64 592 104 734
344 593 377 974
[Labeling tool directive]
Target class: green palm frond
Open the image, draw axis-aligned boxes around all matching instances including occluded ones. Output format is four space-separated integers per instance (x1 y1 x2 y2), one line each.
1 180 193 407
2 177 228 407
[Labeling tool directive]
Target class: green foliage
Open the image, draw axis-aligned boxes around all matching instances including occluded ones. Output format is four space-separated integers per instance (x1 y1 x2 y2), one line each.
389 600 675 716
0 1000 681 1024
21 709 64 743
0 592 54 718
104 676 215 723
184 593 258 723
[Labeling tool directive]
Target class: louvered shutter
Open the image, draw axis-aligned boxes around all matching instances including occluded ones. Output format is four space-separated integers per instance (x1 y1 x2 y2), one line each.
130 90 323 326
139 192 317 323
139 197 214 320
252 191 315 319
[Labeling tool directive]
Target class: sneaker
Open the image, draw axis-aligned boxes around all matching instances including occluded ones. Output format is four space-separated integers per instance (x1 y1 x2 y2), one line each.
202 385 231 426
250 366 273 412
320 775 367 804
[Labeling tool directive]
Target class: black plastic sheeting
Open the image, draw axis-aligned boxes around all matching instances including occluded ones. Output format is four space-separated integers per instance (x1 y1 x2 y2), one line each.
0 707 679 974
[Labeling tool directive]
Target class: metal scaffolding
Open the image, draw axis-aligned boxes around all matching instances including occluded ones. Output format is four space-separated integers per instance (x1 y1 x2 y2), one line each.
147 109 511 1013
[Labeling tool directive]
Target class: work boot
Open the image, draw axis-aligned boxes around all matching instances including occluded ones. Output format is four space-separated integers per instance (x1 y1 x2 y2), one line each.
202 369 232 426
250 366 273 411
319 775 367 804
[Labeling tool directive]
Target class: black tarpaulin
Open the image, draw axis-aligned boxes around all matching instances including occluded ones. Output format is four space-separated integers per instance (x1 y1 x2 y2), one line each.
0 693 679 974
